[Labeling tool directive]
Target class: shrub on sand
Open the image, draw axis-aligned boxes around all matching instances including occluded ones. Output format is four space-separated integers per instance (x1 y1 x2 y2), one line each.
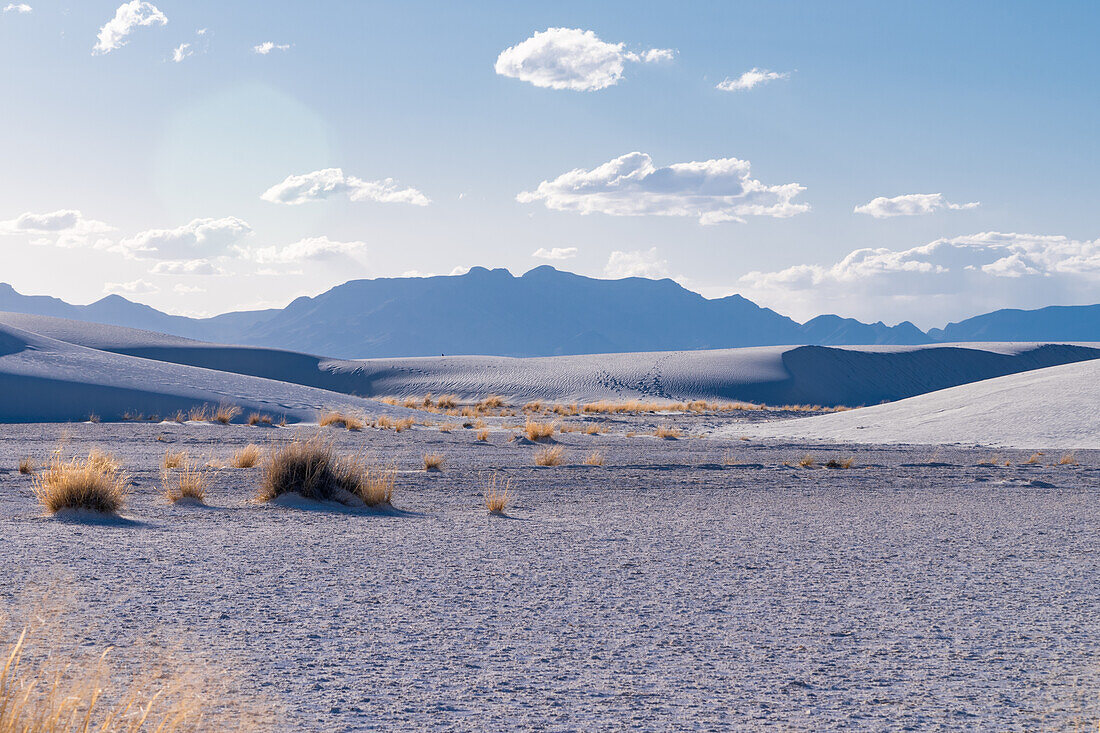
18 457 34 475
257 439 395 506
394 417 415 433
583 450 605 466
188 404 211 422
162 461 210 504
653 425 681 439
436 394 458 409
534 446 565 466
582 423 602 435
476 429 490 442
247 412 273 426
336 458 396 507
319 410 364 431
231 444 262 468
482 473 513 514
423 453 445 472
524 419 555 442
213 404 241 425
826 457 855 469
1025 452 1044 465
162 450 186 470
32 451 129 514
1059 453 1079 466
798 454 815 468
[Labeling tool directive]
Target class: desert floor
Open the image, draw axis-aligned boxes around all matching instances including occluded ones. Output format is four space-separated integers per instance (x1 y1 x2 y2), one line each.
2 413 1098 730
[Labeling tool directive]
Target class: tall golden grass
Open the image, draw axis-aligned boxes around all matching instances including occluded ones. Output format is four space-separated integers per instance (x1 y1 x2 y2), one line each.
162 450 186 471
422 453 445 472
524 419 555 442
213 404 241 425
318 410 364 431
256 439 395 506
17 458 34 475
32 451 129 514
653 425 681 439
534 446 565 466
1059 453 1079 466
231 444 261 469
161 461 210 504
481 473 513 514
583 450 605 466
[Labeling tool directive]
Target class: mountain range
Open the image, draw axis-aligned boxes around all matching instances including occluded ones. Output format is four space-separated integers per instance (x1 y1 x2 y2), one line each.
2 266 1097 358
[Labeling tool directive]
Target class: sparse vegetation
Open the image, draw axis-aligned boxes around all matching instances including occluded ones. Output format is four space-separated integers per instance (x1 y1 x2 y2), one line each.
247 412 273 426
524 419 556 442
583 450 605 466
582 423 603 435
32 450 129 514
798 454 815 468
653 425 681 439
162 460 210 504
17 457 34 475
162 450 186 470
436 394 458 409
476 429 490 442
257 439 395 506
394 417 415 432
826 457 856 469
188 404 211 422
319 410 364 431
335 457 396 507
534 446 565 466
1059 453 1079 466
231 444 262 468
482 473 513 514
213 404 241 425
1025 452 1044 464
423 453 445 471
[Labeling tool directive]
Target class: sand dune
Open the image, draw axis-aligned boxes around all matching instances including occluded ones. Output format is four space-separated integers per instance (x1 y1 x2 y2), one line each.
735 358 1100 449
0 320 400 423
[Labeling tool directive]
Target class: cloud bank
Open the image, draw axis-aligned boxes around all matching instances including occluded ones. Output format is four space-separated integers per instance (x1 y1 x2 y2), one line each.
0 209 115 248
261 168 430 206
3 4 31 13
716 68 789 92
239 236 367 265
736 231 1100 325
854 193 980 218
116 217 251 260
532 247 578 260
605 248 669 279
518 152 808 224
93 1 167 55
495 28 673 91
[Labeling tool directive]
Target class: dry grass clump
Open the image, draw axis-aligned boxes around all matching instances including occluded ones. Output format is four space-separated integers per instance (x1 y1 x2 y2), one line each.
256 439 395 506
436 394 458 409
582 423 603 435
162 450 186 471
394 417 415 432
247 412 273 426
476 429 490 442
534 446 565 466
798 454 815 468
187 404 211 422
583 450 605 466
319 410 364 431
423 453 445 472
1025 452 1044 465
17 457 35 475
524 419 556 442
1059 453 1079 466
721 450 740 466
32 451 129 514
979 455 1011 466
653 425 681 439
162 461 210 504
479 395 506 409
481 473 513 514
213 404 241 425
826 457 856 469
87 413 101 424
523 400 544 413
231 444 262 469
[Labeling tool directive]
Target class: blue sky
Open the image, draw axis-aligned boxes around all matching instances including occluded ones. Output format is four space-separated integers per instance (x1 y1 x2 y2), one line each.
1 1 1097 326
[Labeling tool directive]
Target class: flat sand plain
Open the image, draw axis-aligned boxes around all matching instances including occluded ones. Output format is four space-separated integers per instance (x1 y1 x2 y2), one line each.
2 414 1099 730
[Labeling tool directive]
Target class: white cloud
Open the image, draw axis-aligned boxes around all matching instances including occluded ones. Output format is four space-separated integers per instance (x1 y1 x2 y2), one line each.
171 42 192 63
518 152 808 224
238 236 366 265
3 4 32 13
104 279 158 296
116 217 251 260
494 28 673 91
0 209 115 248
150 259 221 276
261 168 429 206
854 193 980 218
605 248 669 279
532 247 578 260
93 1 167 55
716 68 789 92
736 231 1100 325
173 284 204 294
253 41 290 55
398 266 471 278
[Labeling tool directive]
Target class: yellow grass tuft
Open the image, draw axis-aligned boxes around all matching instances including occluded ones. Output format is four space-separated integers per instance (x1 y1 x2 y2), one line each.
798 454 815 468
534 446 565 466
1025 452 1044 465
436 394 458 409
336 457 396 507
826 457 856 469
247 412 273 426
523 400 544 413
32 451 129 514
423 453 445 472
1059 453 1079 466
162 461 210 504
479 395 506 409
583 450 605 466
319 410 364 431
256 439 396 506
653 425 681 439
582 423 603 435
87 413 100 423
231 444 262 469
481 473 513 514
162 450 186 471
188 404 211 422
17 457 34 475
722 450 739 466
476 429 490 442
213 403 241 425
524 419 556 442
394 417 415 433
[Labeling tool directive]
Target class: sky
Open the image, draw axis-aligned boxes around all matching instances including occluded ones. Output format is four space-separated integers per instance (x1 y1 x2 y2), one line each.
1 1 1098 328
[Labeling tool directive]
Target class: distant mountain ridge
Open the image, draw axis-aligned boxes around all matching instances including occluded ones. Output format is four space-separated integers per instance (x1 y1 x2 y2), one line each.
1 267 1096 358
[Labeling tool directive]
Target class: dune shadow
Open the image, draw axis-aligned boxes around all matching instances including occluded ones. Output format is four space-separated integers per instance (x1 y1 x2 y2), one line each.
47 509 146 527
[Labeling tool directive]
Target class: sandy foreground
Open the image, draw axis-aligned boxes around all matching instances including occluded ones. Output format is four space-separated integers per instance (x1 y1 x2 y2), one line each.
2 413 1099 731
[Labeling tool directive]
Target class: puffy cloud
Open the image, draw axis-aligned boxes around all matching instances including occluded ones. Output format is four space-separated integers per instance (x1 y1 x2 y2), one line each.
238 236 366 265
93 1 167 55
171 43 192 62
116 217 251 260
261 168 430 206
854 193 980 218
0 209 115 248
736 231 1100 325
518 152 808 224
3 4 32 13
173 284 204 294
532 247 578 260
716 68 789 92
150 259 221 276
494 28 673 91
605 248 669 279
104 279 157 296
253 41 290 54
